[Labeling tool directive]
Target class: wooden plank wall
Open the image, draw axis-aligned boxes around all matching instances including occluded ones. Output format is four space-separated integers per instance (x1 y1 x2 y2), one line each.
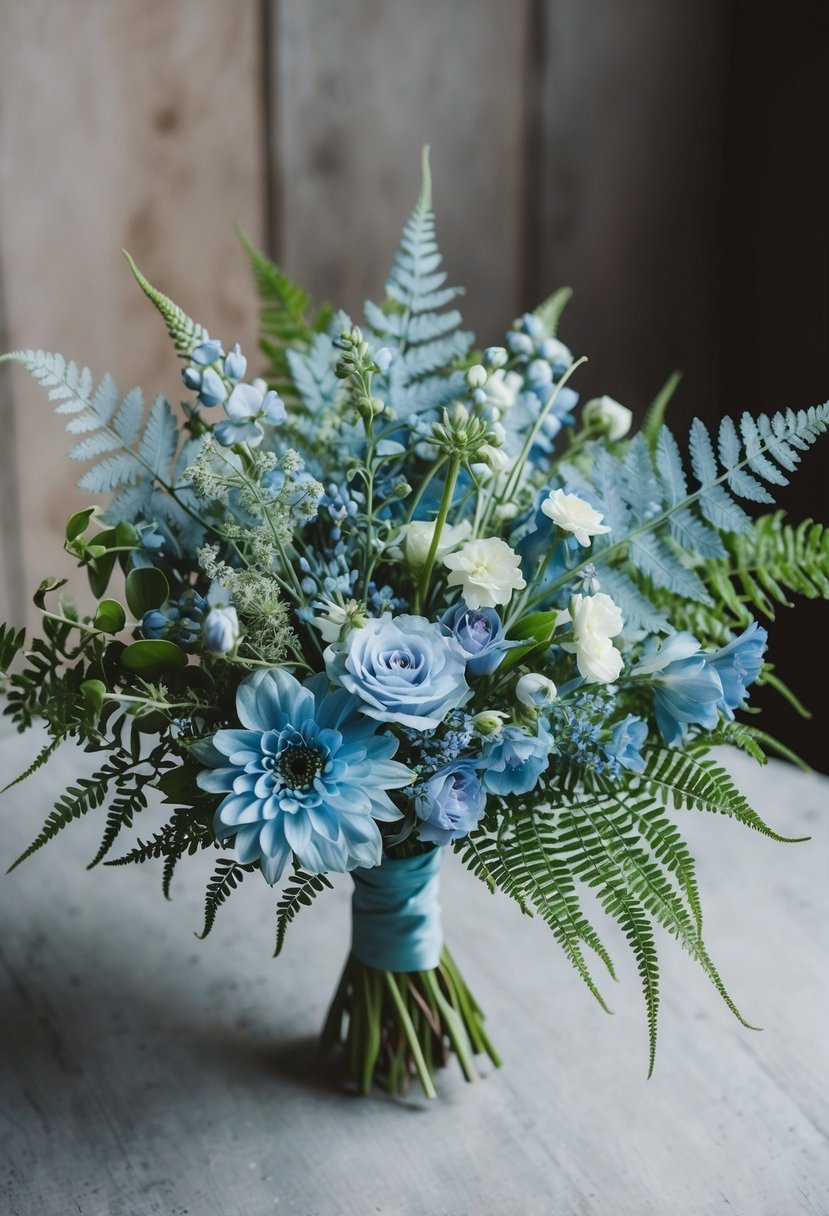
0 0 825 757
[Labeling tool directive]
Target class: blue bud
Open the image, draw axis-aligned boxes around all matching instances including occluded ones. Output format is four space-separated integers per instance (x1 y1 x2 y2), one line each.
191 340 224 366
182 366 202 391
223 343 247 381
198 367 228 408
202 606 239 655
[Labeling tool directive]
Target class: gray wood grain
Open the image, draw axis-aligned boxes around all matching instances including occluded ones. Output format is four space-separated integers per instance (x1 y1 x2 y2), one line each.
272 0 531 344
0 0 266 629
1 727 827 1215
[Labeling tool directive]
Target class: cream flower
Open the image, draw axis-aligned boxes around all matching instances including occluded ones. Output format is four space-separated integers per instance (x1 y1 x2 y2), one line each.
443 537 527 610
402 518 472 567
568 592 624 684
483 368 523 414
541 489 611 547
582 395 633 441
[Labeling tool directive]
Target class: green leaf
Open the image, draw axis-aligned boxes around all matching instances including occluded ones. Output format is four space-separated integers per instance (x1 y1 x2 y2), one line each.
120 639 187 673
641 370 682 453
125 567 170 618
508 610 558 643
65 506 97 542
93 599 126 635
33 578 67 610
80 679 107 713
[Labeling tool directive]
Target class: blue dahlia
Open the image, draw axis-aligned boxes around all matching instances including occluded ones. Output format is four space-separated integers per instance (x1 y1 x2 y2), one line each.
194 668 413 884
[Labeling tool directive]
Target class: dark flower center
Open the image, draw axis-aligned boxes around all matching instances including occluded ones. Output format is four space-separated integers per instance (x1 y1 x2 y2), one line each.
276 745 324 789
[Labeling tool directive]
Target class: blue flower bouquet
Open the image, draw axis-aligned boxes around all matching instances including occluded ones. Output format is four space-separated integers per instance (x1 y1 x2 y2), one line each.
2 149 828 1099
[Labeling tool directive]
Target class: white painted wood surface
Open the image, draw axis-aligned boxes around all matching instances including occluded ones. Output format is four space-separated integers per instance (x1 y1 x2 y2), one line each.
1 729 827 1215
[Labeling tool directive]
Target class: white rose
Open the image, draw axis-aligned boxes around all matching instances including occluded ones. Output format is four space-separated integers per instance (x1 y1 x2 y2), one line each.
483 369 523 413
582 395 633 441
515 673 557 707
443 537 527 610
402 518 472 567
541 488 611 547
568 592 624 684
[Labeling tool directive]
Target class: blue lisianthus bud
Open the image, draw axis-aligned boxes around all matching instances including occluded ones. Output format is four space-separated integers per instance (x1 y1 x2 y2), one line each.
198 367 228 408
142 608 170 639
202 605 240 655
515 672 557 708
191 340 224 366
182 366 202 391
415 760 487 846
506 330 535 356
223 343 247 381
440 602 508 676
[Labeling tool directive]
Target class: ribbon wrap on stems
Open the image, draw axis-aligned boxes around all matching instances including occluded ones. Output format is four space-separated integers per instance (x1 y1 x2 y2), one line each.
351 849 443 972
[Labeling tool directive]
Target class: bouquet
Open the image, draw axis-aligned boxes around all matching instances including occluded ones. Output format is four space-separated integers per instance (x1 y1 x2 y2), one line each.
2 149 827 1099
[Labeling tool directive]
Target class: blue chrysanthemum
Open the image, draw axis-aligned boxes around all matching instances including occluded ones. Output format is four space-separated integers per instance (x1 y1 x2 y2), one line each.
194 668 413 884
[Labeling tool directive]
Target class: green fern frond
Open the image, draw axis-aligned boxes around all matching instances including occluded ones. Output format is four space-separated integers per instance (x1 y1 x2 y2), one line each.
640 747 807 842
198 857 256 939
533 286 573 337
0 623 25 679
7 768 111 872
123 251 209 359
1 734 64 794
641 371 682 453
274 868 333 956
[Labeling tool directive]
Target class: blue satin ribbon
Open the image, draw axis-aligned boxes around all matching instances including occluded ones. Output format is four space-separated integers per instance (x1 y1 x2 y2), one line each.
351 849 443 972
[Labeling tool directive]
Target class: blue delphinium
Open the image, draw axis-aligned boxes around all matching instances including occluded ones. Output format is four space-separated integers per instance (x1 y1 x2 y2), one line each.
415 760 487 846
194 668 412 883
708 622 767 720
481 721 553 796
440 602 509 676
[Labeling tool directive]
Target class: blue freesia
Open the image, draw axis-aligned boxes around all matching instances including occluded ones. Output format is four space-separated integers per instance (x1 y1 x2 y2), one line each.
195 668 412 884
708 622 767 719
481 722 553 796
415 759 487 846
608 714 648 773
440 602 508 676
325 613 469 730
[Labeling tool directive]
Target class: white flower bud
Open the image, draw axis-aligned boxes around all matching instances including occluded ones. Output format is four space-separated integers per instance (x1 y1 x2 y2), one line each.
484 346 509 369
515 672 557 708
471 710 508 736
466 364 488 389
582 395 633 441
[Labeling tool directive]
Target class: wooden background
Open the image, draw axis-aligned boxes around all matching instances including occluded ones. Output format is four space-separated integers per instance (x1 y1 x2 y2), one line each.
0 0 826 761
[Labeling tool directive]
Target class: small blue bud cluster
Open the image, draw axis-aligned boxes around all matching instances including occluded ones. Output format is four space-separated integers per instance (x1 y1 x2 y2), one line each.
183 340 286 449
142 588 207 647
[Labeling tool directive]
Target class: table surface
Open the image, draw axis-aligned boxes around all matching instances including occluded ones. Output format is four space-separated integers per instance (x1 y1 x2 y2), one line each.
1 727 827 1216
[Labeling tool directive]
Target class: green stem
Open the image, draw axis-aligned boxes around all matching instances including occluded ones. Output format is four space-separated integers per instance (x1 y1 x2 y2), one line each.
417 454 461 612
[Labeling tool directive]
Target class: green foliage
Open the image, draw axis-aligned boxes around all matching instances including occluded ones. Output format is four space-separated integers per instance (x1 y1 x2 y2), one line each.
106 806 215 899
364 146 472 413
0 623 25 679
274 868 334 956
641 370 682 453
123 251 209 359
457 745 785 1073
532 286 573 337
198 857 256 939
570 405 829 629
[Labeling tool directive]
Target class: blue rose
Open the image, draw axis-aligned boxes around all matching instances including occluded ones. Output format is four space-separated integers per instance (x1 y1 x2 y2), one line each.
415 760 487 846
325 613 469 730
440 602 508 676
481 722 553 796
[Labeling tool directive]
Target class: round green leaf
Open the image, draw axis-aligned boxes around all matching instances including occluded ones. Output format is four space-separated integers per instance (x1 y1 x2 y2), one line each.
120 639 187 673
125 567 170 619
80 679 107 713
93 599 126 635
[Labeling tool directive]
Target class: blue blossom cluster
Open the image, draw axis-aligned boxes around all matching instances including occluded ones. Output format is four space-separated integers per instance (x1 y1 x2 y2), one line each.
183 340 286 448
